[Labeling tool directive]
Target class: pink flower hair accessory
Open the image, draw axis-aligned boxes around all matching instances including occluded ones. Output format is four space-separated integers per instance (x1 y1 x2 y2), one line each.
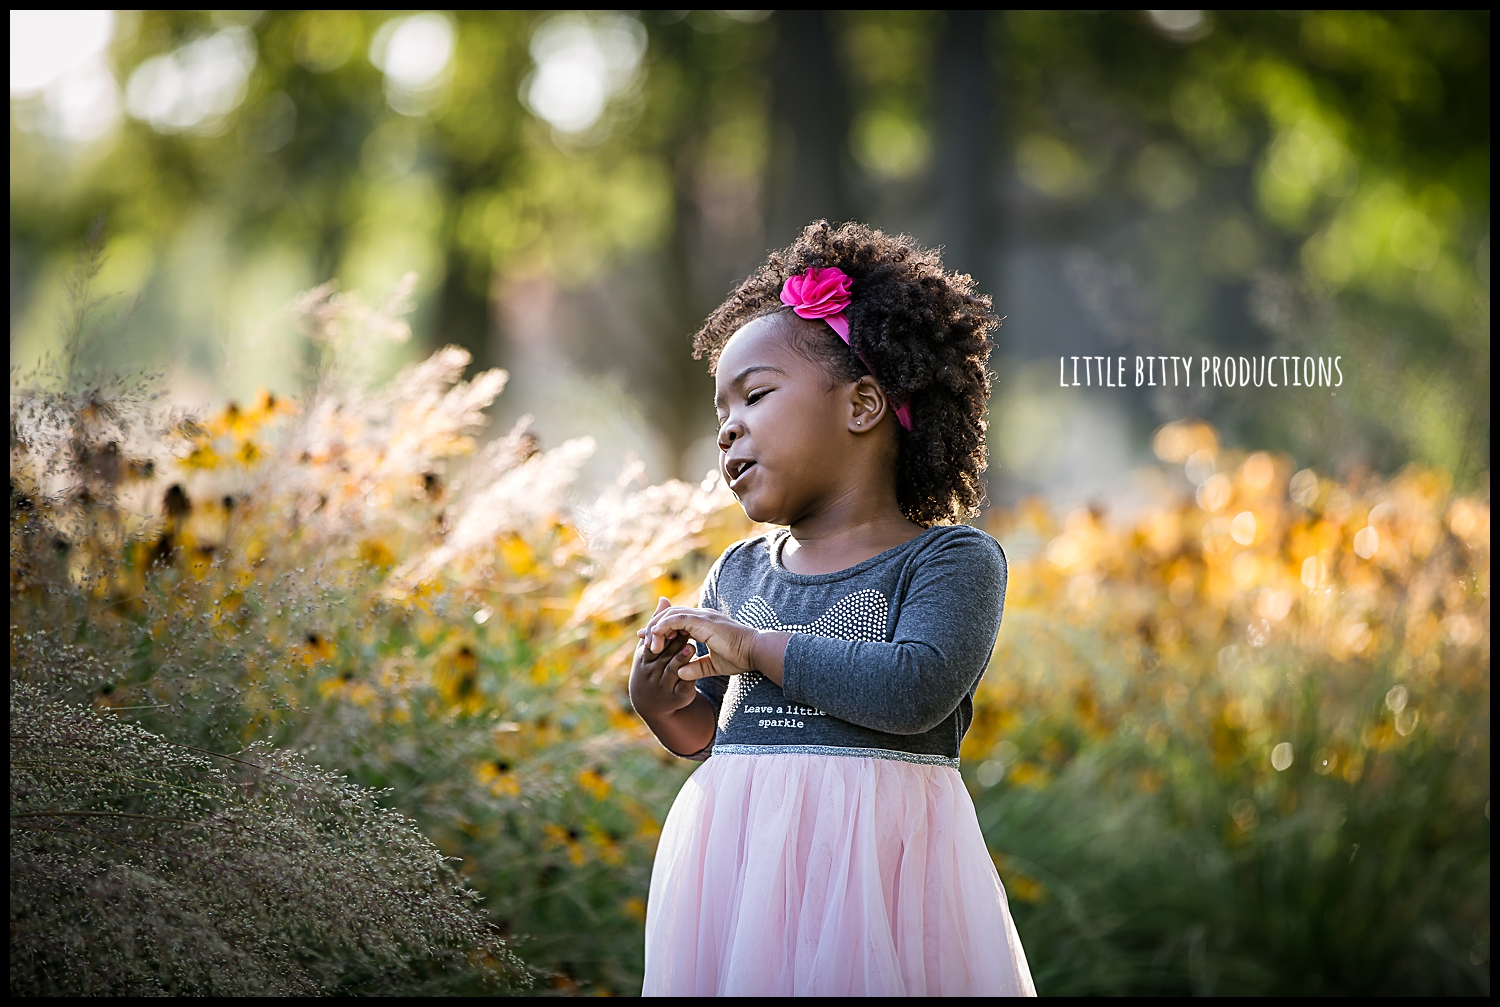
780 266 853 339
779 266 912 431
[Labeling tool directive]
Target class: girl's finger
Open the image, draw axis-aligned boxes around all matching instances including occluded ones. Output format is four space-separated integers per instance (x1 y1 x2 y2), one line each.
648 615 686 653
646 640 680 678
651 608 715 654
645 631 682 664
645 605 694 634
649 609 701 640
676 653 725 682
644 616 664 652
664 642 696 674
640 597 672 646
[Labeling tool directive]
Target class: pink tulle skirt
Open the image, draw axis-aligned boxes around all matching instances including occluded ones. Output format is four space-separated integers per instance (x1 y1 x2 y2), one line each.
644 753 1035 996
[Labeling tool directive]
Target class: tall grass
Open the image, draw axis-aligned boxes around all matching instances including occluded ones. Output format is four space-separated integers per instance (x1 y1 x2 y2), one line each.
10 273 1488 994
10 274 743 994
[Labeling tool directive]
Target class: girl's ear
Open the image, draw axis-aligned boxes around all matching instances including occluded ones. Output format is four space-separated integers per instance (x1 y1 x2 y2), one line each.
847 375 888 433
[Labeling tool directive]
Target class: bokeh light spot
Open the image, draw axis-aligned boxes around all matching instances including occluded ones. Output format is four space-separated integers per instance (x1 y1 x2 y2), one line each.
523 14 646 137
852 108 931 180
1242 452 1276 491
1289 468 1320 507
371 14 454 91
296 11 361 73
1385 684 1408 713
125 28 257 135
10 11 121 142
1198 473 1232 512
1148 10 1212 43
10 10 114 96
1247 618 1271 648
1017 134 1094 200
1153 420 1219 465
1300 556 1323 589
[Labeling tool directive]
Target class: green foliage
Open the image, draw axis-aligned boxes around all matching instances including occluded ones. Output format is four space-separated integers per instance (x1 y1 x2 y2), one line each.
975 678 1490 995
1003 10 1489 482
966 432 1491 994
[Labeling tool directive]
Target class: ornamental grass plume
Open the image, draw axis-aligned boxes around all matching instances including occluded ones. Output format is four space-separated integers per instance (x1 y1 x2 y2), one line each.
10 263 742 994
10 685 517 995
9 267 528 994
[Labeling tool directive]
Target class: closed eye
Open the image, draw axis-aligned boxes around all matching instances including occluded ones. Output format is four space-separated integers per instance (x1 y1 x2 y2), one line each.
746 388 770 405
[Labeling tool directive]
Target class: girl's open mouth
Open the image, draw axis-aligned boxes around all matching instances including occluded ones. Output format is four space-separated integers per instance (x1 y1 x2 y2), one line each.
725 458 756 487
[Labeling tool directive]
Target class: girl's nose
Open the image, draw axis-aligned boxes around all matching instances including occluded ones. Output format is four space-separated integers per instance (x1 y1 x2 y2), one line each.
717 420 743 451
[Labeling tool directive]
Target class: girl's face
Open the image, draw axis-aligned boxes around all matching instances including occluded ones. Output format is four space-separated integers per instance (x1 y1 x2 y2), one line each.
714 313 873 525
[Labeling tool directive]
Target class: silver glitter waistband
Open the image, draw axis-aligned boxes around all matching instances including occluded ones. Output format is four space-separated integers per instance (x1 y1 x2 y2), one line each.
711 744 960 768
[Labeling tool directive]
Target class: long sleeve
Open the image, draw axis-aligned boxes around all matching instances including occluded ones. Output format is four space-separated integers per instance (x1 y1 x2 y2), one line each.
779 531 1006 735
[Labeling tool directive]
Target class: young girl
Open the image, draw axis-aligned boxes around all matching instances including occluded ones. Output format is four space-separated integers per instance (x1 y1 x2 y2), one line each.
629 221 1034 996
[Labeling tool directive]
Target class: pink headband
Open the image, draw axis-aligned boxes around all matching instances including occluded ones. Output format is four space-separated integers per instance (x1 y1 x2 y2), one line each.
779 267 913 431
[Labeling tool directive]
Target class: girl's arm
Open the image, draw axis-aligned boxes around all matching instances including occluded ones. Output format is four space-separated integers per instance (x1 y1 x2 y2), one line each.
778 532 1006 734
644 530 1006 736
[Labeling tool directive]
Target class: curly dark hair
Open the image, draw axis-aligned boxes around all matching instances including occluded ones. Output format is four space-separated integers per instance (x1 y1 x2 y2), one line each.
692 221 997 526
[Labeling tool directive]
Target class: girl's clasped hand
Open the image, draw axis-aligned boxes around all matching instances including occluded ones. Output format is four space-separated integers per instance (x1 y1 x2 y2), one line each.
629 596 784 758
634 597 780 681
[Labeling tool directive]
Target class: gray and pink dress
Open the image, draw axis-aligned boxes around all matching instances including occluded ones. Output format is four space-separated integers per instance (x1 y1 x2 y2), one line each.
643 524 1035 996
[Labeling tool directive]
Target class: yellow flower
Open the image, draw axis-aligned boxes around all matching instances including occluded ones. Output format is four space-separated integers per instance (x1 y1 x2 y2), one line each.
180 444 222 470
587 823 626 865
359 539 396 570
543 823 587 865
434 645 485 714
1005 762 1049 789
249 387 298 422
499 534 535 576
476 757 521 797
991 853 1048 904
649 568 688 602
577 768 611 800
295 632 337 667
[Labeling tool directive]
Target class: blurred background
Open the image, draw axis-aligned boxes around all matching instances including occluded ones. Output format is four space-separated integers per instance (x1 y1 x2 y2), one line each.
11 10 1489 502
9 11 1491 996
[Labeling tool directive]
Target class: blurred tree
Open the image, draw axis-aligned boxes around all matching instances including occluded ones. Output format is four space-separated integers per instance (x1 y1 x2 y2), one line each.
766 11 850 248
8 10 1489 483
995 10 1489 484
933 10 995 283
